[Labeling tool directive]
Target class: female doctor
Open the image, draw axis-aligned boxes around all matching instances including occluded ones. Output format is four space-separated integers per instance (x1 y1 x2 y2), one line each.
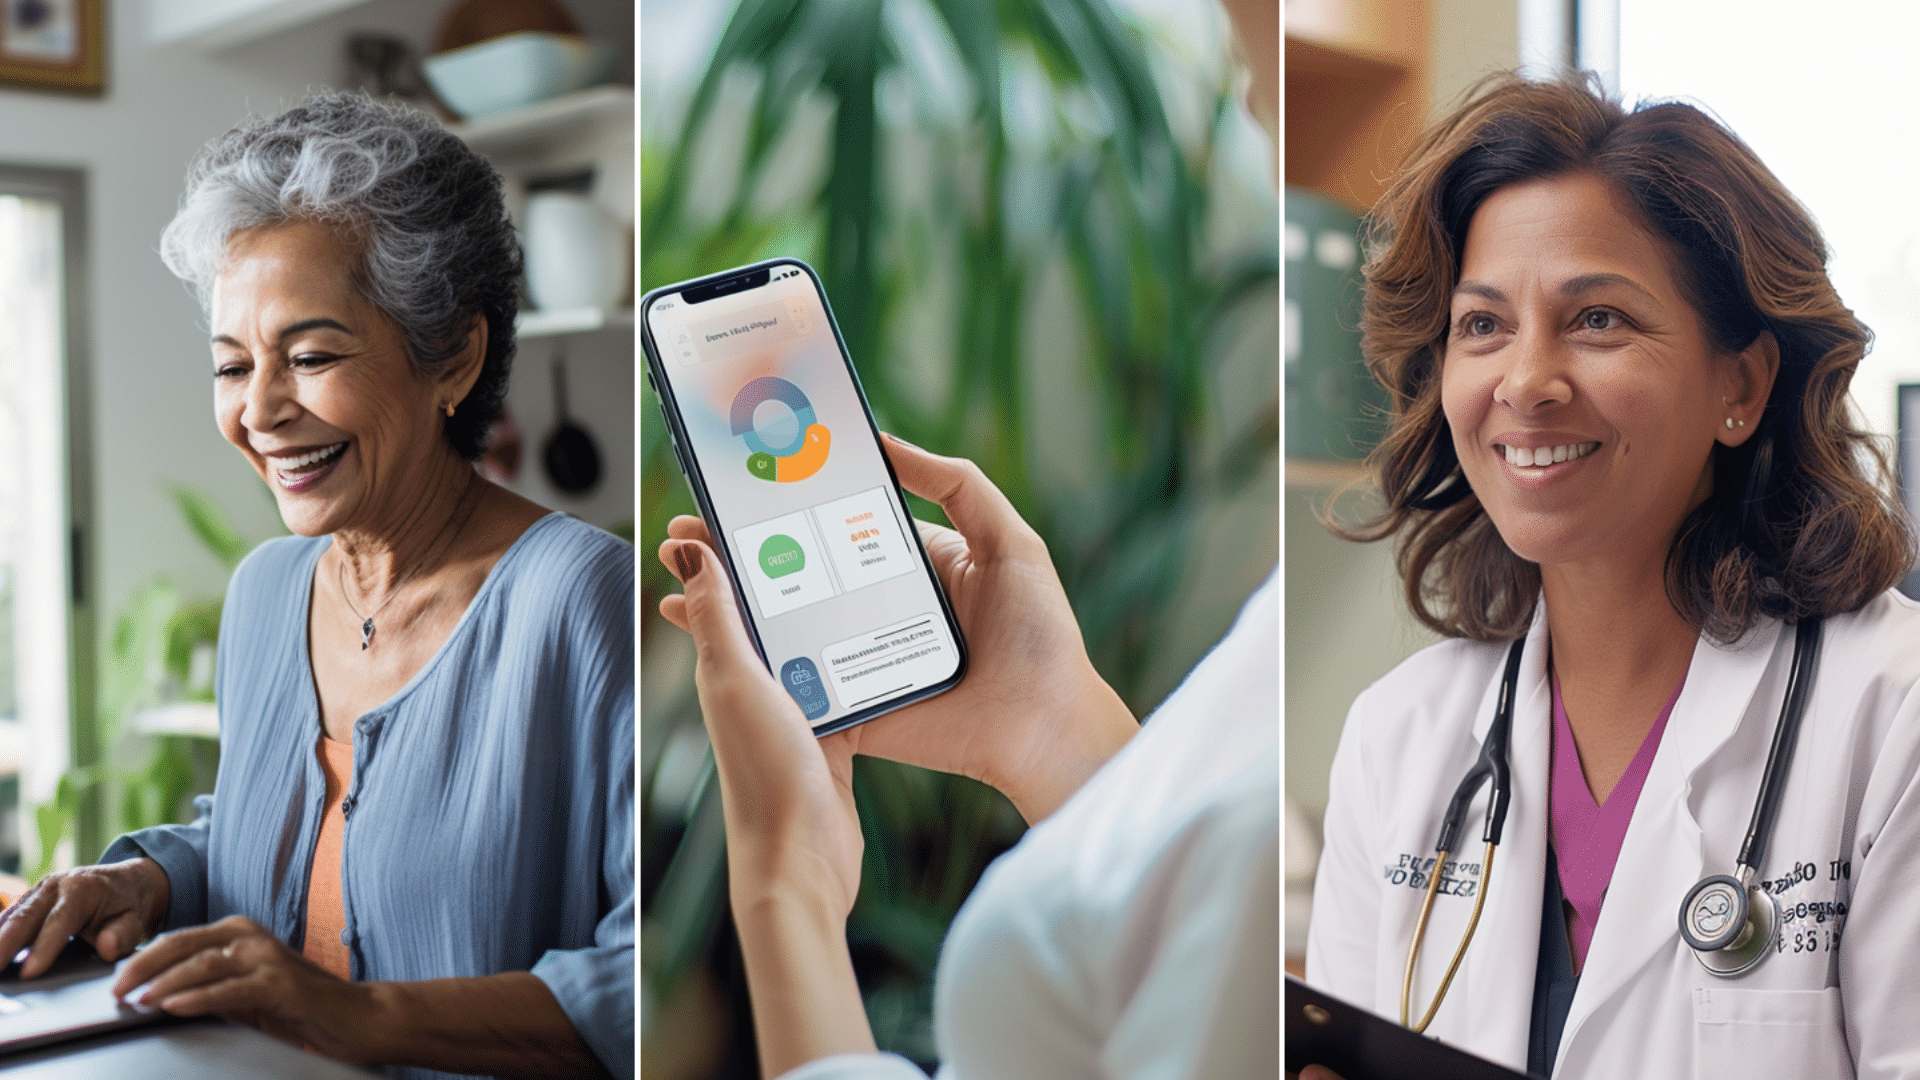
1304 75 1920 1079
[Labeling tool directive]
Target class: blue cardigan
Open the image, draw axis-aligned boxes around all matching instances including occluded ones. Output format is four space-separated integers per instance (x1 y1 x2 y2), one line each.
103 512 634 1080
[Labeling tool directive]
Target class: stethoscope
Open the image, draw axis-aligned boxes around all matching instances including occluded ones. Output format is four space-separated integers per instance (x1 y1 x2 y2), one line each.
1399 618 1823 1032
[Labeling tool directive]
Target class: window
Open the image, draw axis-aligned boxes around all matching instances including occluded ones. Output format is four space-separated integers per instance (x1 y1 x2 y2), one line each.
1616 1 1917 441
0 166 90 876
1615 1 1920 584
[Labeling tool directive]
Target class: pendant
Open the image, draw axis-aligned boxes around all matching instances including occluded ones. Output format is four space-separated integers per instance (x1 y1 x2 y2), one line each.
360 617 374 651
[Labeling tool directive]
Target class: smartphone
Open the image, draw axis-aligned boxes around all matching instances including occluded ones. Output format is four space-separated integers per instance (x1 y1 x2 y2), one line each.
641 258 968 735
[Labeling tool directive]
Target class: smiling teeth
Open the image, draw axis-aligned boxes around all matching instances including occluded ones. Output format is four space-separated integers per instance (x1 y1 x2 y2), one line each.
1504 442 1599 467
278 443 346 472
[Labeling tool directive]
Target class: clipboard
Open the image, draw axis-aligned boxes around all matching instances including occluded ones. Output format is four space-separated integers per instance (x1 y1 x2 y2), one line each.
1286 975 1539 1080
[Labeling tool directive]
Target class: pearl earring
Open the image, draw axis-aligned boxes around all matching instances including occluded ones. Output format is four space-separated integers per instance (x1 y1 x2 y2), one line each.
1726 417 1735 429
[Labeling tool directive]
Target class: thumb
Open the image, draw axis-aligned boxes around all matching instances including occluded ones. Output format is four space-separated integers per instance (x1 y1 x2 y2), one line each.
665 539 763 674
882 434 1040 562
666 540 824 789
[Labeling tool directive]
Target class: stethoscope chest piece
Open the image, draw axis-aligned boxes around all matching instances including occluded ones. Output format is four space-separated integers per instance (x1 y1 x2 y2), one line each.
1674 617 1821 979
1680 873 1777 976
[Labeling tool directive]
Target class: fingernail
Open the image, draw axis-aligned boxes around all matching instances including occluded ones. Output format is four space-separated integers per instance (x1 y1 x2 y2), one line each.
675 543 703 581
884 432 921 451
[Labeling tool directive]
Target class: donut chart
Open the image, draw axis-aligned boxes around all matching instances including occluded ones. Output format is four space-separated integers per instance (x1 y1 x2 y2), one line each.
731 377 831 482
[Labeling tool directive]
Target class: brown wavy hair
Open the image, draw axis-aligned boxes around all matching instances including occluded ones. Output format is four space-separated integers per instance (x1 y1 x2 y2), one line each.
1340 73 1913 642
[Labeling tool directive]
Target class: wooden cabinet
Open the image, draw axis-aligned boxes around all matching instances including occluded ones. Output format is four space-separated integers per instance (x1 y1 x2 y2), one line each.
1285 1 1431 216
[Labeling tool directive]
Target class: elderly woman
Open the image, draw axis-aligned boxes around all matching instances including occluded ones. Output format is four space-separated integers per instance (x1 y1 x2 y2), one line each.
0 92 632 1079
1302 76 1920 1079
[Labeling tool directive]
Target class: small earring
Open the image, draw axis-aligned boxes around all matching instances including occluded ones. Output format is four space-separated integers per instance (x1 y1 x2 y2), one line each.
443 401 456 418
1725 417 1735 429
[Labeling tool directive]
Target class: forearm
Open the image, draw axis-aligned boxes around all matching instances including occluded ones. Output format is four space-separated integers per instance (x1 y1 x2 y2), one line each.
731 881 876 1080
358 971 609 1079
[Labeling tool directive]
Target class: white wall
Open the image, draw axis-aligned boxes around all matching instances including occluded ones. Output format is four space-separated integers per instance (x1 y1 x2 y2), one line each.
1429 0 1522 118
0 0 632 669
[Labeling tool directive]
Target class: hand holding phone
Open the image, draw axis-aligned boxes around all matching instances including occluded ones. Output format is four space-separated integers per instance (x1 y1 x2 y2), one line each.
660 435 1139 825
644 259 967 735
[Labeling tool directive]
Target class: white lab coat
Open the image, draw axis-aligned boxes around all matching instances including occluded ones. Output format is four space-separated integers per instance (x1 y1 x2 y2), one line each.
1307 588 1920 1079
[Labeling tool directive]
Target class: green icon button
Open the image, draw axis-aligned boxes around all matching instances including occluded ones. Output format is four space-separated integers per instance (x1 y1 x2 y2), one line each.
759 534 806 578
746 452 777 481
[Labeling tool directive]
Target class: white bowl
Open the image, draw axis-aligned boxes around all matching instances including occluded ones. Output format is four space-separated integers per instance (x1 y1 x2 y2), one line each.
425 32 619 120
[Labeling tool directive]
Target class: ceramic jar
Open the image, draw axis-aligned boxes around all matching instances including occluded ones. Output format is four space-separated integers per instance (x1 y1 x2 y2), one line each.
522 192 631 311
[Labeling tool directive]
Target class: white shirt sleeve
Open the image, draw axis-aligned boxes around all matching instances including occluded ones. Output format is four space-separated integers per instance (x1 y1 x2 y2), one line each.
775 1052 930 1080
936 574 1280 1080
933 755 1281 1080
1099 766 1281 1080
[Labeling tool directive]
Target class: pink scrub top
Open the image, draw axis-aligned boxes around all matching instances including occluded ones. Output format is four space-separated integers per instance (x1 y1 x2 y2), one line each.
1549 668 1687 969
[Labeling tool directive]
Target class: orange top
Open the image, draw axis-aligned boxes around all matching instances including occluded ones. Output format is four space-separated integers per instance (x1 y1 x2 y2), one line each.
302 735 353 979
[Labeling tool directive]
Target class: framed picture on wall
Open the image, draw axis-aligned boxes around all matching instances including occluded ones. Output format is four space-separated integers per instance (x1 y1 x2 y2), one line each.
1898 383 1920 598
0 0 104 95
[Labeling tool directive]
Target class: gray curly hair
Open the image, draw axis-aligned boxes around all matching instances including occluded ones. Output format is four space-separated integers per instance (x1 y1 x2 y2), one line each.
159 90 520 460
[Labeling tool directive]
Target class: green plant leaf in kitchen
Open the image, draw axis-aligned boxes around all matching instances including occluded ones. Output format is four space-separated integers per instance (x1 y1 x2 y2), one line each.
32 486 254 880
172 486 251 571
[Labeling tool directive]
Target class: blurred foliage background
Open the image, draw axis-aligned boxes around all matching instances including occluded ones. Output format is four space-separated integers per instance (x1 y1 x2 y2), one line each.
37 487 251 879
639 0 1278 1074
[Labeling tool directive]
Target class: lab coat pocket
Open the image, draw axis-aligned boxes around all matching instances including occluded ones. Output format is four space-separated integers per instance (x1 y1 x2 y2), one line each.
1691 986 1852 1079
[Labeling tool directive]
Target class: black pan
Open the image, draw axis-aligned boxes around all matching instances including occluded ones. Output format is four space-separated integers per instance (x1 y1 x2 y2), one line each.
543 355 601 494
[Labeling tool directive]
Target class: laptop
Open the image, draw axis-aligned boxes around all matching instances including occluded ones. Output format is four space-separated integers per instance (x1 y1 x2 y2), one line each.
0 939 170 1056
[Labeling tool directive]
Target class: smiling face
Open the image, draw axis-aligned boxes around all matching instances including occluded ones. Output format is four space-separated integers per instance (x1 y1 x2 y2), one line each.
211 220 463 538
1440 172 1773 577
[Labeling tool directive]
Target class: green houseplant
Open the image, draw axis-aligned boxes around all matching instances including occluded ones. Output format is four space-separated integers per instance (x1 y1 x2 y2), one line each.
33 487 253 880
641 0 1276 1068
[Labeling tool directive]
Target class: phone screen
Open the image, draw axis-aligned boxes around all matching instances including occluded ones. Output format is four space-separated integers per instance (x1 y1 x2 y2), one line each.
644 261 965 732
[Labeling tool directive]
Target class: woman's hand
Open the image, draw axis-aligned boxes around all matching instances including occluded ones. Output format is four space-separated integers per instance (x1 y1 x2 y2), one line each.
109 914 374 1061
662 434 1137 823
656 537 864 919
108 919 606 1077
0 858 171 977
657 531 876 1075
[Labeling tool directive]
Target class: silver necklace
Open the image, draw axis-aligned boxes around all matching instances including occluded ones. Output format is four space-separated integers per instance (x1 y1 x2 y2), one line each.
337 476 483 651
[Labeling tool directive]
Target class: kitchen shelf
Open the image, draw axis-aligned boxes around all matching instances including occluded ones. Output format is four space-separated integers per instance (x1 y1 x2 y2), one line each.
148 0 377 49
449 86 633 161
518 306 632 338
